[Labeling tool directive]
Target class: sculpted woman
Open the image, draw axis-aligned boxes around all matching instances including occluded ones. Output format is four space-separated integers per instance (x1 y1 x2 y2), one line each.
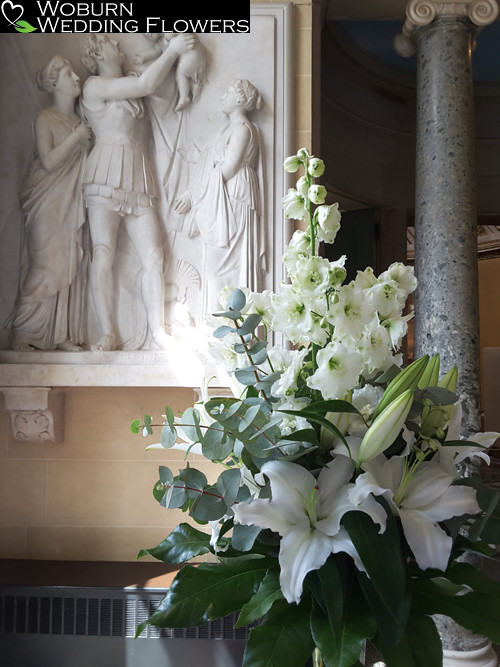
7 55 92 351
174 79 266 315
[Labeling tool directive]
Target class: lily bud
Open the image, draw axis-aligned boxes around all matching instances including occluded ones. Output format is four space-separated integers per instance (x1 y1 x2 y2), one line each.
374 355 429 418
357 389 414 466
417 353 440 389
439 366 458 393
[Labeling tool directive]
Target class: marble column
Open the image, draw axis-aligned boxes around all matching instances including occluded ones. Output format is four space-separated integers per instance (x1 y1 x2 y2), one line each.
394 1 499 666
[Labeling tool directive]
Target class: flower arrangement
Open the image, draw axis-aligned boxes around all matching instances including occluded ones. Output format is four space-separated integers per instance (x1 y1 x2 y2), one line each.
133 149 500 667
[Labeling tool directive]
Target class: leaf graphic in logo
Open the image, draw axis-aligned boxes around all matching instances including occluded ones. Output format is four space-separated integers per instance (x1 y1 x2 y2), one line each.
15 18 36 31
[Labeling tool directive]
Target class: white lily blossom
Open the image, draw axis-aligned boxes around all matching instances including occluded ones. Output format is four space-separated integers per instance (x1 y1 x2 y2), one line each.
350 456 481 571
233 458 386 604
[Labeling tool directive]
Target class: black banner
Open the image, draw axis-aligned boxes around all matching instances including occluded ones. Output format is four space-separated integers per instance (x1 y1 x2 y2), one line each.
0 0 251 33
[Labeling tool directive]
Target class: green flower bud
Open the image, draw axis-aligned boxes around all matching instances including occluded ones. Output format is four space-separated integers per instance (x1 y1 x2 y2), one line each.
283 155 301 173
357 389 414 466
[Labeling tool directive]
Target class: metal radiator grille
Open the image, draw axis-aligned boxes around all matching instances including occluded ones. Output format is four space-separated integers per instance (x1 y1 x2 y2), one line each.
0 587 250 641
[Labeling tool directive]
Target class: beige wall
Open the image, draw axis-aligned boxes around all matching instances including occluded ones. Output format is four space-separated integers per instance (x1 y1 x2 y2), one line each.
0 0 316 562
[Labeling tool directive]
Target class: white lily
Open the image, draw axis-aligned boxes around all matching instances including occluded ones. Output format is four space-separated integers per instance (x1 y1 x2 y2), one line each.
233 458 386 604
350 456 481 571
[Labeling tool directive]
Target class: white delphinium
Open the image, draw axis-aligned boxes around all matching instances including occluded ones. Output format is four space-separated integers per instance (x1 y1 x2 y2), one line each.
246 289 274 328
291 255 337 298
315 203 341 245
354 266 378 290
307 342 363 400
308 157 325 178
282 188 308 220
283 230 314 274
348 384 385 437
270 347 309 401
382 313 414 350
367 278 407 319
327 282 375 342
358 317 397 375
308 184 327 205
379 262 417 299
271 285 315 345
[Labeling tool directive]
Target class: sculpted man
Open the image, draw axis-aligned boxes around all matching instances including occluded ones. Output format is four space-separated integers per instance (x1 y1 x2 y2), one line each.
80 34 194 351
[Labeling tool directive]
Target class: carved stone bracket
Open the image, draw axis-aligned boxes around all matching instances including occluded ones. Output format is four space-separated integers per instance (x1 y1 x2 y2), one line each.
393 0 499 57
0 387 65 443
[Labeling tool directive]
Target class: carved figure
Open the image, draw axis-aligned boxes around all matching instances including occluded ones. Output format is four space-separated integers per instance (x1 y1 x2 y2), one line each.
174 79 266 314
79 34 195 351
7 55 92 351
133 33 207 111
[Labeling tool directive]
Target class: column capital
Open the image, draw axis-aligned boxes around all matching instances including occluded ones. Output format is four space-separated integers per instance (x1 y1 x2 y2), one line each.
394 0 499 56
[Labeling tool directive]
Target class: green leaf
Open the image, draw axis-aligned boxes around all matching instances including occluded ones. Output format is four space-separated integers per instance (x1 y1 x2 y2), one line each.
180 407 203 442
160 423 177 448
201 424 233 461
227 288 247 312
380 612 443 667
242 598 315 667
237 313 262 336
412 576 500 644
239 403 262 432
179 467 207 499
190 484 227 521
235 569 283 628
421 386 458 406
231 523 262 552
15 20 37 32
235 368 259 386
456 477 500 544
130 419 141 434
137 523 212 563
213 324 237 337
308 557 375 667
343 502 410 650
216 468 241 507
144 559 272 629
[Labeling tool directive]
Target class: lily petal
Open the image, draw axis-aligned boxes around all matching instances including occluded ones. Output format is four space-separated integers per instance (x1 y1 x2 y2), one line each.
399 508 453 571
233 498 296 536
279 523 334 603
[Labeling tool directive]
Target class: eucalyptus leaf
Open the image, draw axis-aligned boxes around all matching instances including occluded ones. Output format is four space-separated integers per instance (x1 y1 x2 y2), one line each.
227 288 247 312
201 424 233 461
232 522 262 552
181 407 203 442
179 467 208 499
237 313 262 336
216 468 241 507
160 423 177 448
213 324 237 338
190 484 227 521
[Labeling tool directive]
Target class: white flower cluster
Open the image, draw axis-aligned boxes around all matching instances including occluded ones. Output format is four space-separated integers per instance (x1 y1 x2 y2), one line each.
209 148 417 410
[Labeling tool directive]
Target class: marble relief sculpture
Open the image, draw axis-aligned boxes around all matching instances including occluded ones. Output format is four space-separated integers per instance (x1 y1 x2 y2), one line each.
79 33 195 351
4 34 271 353
6 55 92 351
174 79 266 316
133 33 207 111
